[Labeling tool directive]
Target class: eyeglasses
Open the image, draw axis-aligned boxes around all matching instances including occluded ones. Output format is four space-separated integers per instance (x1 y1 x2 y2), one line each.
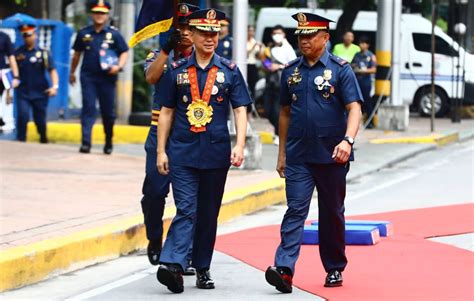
22 32 34 38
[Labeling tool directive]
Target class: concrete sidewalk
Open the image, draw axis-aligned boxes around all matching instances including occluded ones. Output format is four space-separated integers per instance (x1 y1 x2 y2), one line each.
0 117 473 292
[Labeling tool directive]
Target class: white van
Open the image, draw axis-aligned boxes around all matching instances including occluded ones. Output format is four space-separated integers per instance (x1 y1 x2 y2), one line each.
255 8 474 117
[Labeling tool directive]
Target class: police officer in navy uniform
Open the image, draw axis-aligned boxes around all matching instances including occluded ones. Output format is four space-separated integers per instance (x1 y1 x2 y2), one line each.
140 2 198 274
215 18 232 60
155 8 251 293
15 24 59 143
70 0 129 154
265 13 362 293
0 31 20 128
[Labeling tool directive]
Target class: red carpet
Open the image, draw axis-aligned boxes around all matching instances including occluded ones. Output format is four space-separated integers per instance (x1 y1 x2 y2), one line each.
216 204 474 300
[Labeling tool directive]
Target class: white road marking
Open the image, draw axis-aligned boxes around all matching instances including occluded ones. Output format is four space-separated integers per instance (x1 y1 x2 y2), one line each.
65 267 155 300
347 172 419 202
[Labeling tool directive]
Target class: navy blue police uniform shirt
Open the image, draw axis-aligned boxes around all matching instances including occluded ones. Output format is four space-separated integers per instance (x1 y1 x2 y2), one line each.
14 46 55 99
216 35 233 60
157 53 252 169
280 49 363 164
0 32 14 69
72 25 128 80
352 50 375 82
144 49 187 112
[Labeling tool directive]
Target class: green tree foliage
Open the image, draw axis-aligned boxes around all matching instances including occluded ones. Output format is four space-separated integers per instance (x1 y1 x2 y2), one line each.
132 46 152 112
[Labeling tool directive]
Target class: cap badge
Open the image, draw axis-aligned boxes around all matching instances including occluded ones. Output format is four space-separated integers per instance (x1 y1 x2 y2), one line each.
179 4 189 14
207 9 216 20
297 13 308 26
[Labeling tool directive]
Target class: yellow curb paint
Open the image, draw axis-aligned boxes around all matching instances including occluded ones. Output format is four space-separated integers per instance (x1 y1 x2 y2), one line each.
0 178 285 292
26 122 149 144
27 123 275 146
370 132 459 147
258 131 274 145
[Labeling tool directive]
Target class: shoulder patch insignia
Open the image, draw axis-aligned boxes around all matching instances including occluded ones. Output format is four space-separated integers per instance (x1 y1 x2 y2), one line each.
330 55 348 66
284 57 300 69
219 57 236 70
171 57 188 69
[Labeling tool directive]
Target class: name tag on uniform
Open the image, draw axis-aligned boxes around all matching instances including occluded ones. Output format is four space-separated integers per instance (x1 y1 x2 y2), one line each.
177 72 190 85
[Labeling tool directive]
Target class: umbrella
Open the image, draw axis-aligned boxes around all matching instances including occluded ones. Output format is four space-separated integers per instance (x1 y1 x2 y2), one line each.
1 13 37 28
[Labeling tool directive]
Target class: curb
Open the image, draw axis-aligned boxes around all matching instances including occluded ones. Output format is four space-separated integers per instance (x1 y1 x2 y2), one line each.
0 178 285 292
5 128 469 292
369 132 460 146
26 122 275 146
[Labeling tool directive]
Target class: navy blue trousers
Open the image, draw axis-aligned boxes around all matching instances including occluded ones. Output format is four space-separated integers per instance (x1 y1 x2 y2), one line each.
275 163 349 274
80 76 116 146
160 165 229 271
141 127 170 242
16 96 48 142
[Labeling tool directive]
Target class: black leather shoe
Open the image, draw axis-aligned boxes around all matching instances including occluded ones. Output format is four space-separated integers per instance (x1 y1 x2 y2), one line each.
103 143 113 155
40 136 48 144
325 270 343 287
79 145 91 153
196 269 215 289
265 266 292 293
183 266 196 276
157 264 184 293
147 240 161 265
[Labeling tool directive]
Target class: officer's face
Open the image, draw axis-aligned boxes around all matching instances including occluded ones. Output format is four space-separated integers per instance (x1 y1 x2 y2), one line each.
178 24 193 47
22 32 36 47
191 29 219 55
91 12 109 25
298 30 329 57
220 25 229 36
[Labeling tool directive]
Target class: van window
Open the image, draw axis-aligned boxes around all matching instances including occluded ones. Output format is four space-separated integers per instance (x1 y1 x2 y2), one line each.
412 33 458 56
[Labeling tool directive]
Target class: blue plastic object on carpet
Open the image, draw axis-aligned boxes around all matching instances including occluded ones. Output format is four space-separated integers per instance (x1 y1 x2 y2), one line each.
311 220 393 237
302 224 381 245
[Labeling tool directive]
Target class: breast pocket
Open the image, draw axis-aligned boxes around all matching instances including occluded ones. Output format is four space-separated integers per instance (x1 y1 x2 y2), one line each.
288 84 304 104
212 83 230 106
177 85 191 106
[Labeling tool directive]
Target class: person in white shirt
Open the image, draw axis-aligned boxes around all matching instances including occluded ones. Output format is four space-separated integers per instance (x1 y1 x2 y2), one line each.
260 25 296 144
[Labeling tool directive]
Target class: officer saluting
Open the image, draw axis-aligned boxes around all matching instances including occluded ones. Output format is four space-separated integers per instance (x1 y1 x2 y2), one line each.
265 13 363 293
70 0 129 154
140 2 198 273
156 8 251 293
15 23 59 143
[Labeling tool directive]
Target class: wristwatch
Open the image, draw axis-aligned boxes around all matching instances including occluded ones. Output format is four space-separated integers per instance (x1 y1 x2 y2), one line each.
343 136 355 146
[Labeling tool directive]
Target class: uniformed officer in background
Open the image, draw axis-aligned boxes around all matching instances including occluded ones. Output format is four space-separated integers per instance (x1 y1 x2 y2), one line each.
140 2 198 275
265 13 362 293
69 0 129 154
0 31 20 128
215 18 232 60
155 8 251 293
15 24 59 143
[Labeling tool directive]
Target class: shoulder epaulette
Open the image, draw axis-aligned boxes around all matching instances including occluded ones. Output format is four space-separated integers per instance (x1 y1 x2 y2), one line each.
171 57 188 69
109 25 119 31
284 57 300 68
219 56 236 70
329 55 348 66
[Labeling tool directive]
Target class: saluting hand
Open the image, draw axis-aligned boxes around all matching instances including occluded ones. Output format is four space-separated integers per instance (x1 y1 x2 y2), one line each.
231 145 244 167
157 152 170 175
332 140 352 164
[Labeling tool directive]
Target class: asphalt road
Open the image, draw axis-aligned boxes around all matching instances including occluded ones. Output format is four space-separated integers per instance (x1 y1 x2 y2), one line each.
3 140 473 300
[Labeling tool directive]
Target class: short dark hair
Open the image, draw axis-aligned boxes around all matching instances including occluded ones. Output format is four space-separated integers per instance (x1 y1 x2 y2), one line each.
359 35 370 44
273 25 285 32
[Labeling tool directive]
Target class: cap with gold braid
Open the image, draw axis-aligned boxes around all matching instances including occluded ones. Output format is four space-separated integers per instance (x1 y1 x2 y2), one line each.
187 9 226 32
177 3 200 25
90 0 111 13
292 12 334 35
19 24 36 36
